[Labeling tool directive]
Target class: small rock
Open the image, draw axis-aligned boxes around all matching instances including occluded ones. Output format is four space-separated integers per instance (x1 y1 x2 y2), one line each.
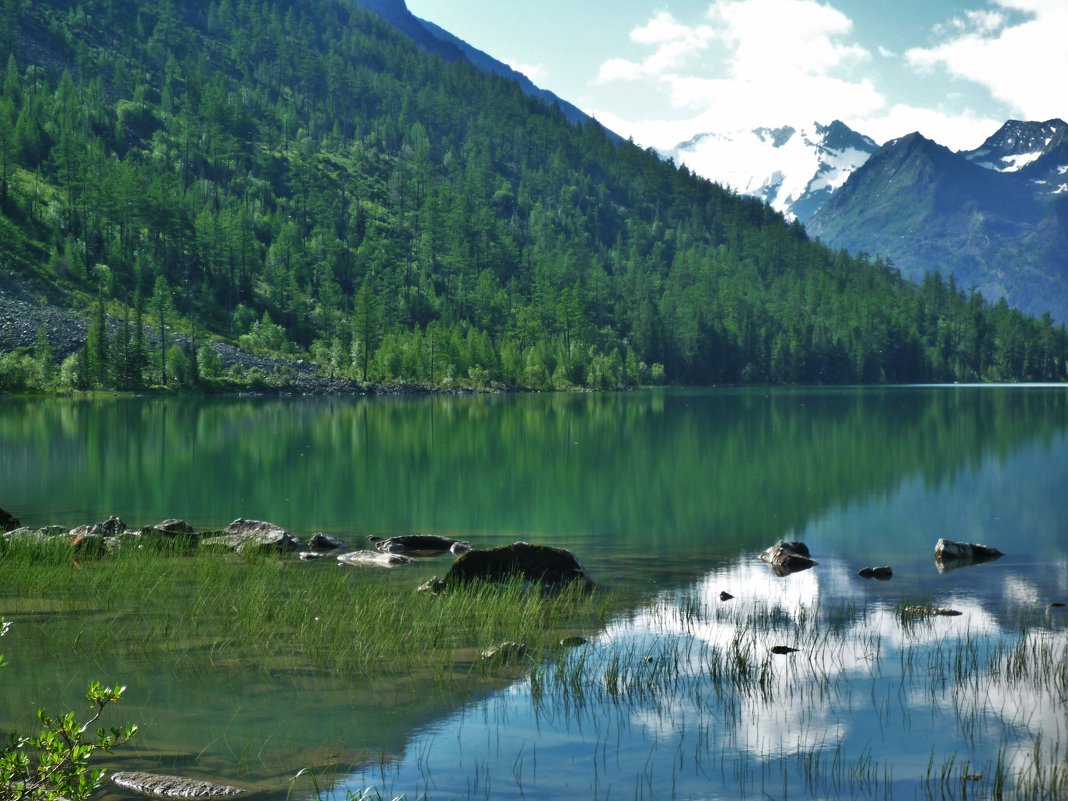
368 533 472 556
298 551 327 561
481 641 527 661
858 566 893 580
1049 602 1066 609
901 605 963 619
771 645 800 655
201 519 298 554
760 541 818 577
719 591 734 601
559 636 589 647
337 550 415 568
308 532 346 550
153 519 196 536
934 539 1003 573
416 576 446 594
111 771 247 799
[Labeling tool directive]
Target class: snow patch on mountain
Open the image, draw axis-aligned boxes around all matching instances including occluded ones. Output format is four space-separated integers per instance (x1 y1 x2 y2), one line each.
663 121 878 223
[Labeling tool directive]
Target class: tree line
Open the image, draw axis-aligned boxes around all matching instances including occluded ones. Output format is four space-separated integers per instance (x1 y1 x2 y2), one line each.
1 0 1065 393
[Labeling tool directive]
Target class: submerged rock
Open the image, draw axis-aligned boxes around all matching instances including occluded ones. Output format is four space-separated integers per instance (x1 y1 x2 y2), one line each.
559 636 589 648
368 533 472 556
760 541 818 577
444 541 593 588
771 645 800 655
934 539 1003 573
858 566 893 580
0 506 19 532
480 641 528 661
337 550 415 568
416 576 446 594
298 551 327 561
111 771 247 799
901 605 963 619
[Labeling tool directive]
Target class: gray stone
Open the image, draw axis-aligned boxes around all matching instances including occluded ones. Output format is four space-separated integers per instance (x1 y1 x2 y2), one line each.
934 539 1003 572
201 518 298 553
110 772 247 799
153 519 196 536
444 541 593 588
337 550 415 568
760 541 818 576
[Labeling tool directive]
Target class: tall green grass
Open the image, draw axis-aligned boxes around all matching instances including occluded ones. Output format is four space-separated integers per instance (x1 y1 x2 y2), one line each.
0 542 611 682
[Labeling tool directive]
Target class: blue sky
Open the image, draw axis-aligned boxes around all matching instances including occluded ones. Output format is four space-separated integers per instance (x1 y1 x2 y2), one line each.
404 0 1068 150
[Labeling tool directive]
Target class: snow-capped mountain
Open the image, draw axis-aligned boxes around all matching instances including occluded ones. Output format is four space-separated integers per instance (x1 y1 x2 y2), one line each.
962 118 1068 174
809 118 1068 323
662 121 879 223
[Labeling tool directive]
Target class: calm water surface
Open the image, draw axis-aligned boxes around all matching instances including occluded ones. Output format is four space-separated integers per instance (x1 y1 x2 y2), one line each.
2 387 1067 800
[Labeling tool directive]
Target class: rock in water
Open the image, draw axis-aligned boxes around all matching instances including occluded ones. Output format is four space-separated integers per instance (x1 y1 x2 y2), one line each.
771 645 800 655
480 641 528 661
444 542 593 588
111 772 247 799
858 566 893 580
202 519 298 554
934 539 1003 573
368 533 472 556
0 506 20 532
337 550 415 568
719 591 735 601
760 541 818 576
308 532 347 550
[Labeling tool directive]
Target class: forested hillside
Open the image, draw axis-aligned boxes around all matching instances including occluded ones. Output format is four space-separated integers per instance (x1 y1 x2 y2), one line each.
1 0 1065 392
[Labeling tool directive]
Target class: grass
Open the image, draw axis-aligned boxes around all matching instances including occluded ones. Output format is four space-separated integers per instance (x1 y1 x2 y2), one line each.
0 540 612 683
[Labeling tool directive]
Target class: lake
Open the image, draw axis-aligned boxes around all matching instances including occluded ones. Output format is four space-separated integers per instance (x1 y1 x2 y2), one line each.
2 387 1067 800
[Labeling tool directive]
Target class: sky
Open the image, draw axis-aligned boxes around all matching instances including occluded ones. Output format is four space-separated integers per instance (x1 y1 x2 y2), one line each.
404 0 1068 152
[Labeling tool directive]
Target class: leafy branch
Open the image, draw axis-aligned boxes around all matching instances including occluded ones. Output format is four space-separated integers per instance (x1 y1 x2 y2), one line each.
1 621 137 801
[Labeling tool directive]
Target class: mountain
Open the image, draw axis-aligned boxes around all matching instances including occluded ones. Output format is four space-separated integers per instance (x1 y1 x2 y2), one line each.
809 120 1068 322
352 0 601 130
662 121 878 223
0 0 1065 393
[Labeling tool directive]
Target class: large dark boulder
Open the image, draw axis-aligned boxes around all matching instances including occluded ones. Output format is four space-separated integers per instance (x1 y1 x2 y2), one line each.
760 541 818 576
111 772 247 799
444 541 593 588
0 506 19 532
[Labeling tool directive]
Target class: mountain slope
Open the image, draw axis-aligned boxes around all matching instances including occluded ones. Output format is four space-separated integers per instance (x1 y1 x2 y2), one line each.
352 0 602 130
0 0 1065 392
663 121 878 223
809 123 1068 322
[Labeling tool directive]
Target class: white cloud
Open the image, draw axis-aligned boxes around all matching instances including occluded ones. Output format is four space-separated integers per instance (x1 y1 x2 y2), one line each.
593 0 883 146
504 58 548 84
595 10 715 83
905 0 1068 122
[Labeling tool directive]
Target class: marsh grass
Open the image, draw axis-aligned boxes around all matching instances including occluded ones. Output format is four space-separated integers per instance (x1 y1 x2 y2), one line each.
0 543 611 683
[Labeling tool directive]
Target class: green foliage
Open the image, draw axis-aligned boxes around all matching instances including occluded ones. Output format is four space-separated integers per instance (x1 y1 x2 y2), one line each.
0 0 1064 391
0 620 137 801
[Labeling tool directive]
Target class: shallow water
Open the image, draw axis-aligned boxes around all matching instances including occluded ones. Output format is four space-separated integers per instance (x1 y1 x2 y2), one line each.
2 387 1067 800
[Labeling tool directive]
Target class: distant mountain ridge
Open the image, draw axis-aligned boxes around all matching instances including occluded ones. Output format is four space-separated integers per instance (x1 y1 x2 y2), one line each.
809 119 1068 322
350 0 603 130
662 120 879 223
